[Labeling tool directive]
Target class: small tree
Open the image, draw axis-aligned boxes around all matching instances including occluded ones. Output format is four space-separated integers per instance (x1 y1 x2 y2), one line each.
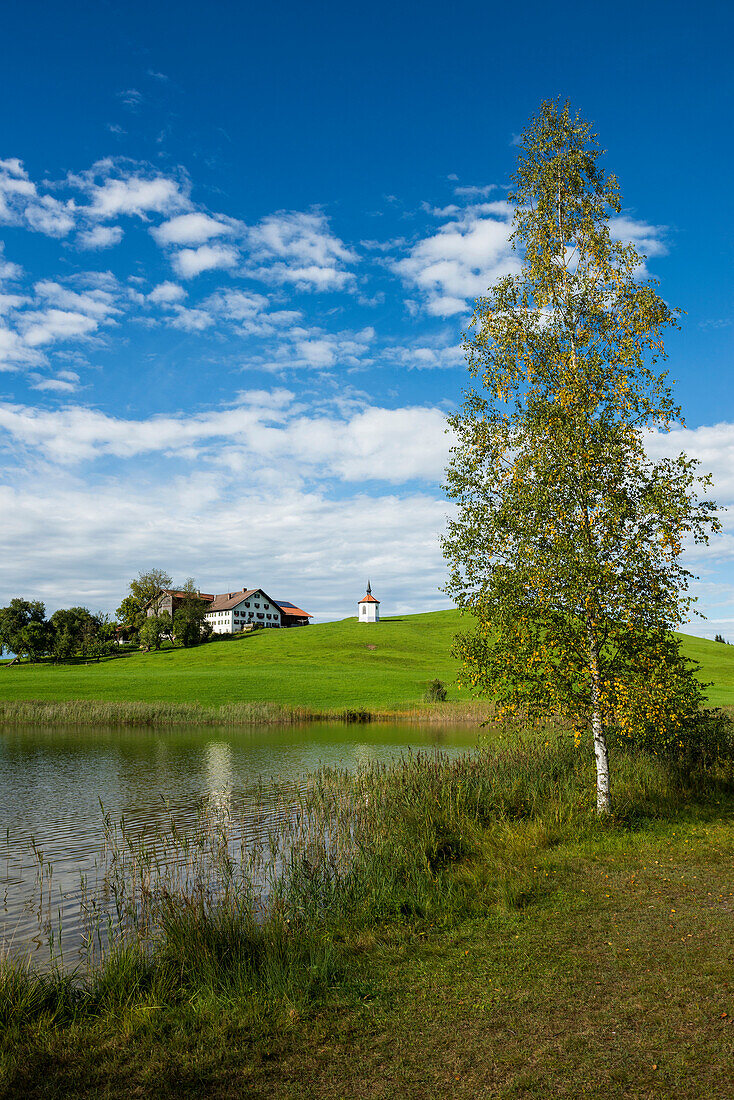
442 101 719 813
139 616 165 651
172 578 210 647
115 595 145 640
49 607 101 660
17 619 53 662
133 568 173 616
0 599 48 660
118 567 173 625
51 625 76 662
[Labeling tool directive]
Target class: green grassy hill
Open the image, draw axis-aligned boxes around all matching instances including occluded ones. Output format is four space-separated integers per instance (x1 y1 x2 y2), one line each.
1 609 733 709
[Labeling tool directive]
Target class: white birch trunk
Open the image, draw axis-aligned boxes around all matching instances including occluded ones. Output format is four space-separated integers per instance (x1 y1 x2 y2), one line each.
587 621 611 814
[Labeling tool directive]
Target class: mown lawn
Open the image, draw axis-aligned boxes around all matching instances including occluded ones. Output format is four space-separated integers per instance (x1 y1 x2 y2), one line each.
1 610 733 709
248 817 734 1100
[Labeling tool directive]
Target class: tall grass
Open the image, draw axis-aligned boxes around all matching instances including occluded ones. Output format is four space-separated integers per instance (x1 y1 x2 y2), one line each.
2 725 732 1032
0 699 317 727
0 698 495 727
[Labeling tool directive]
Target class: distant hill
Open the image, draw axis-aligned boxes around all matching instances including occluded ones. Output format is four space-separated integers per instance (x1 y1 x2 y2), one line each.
0 609 732 709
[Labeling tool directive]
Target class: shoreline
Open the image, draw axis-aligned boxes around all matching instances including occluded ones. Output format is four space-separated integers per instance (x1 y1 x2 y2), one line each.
2 698 731 730
0 698 496 728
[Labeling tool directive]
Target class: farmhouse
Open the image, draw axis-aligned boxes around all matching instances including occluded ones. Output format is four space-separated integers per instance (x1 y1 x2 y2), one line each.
149 588 312 633
204 589 313 633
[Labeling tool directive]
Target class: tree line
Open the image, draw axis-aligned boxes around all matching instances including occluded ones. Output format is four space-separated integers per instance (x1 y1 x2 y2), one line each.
0 569 212 663
0 601 115 663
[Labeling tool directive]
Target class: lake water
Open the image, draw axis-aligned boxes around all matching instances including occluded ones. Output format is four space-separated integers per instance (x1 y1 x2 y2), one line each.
0 721 480 965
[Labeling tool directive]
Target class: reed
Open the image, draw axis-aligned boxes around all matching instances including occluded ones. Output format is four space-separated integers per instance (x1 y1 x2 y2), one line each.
0 698 495 727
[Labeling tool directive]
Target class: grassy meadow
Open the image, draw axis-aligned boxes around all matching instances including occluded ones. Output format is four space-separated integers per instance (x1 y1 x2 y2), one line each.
1 608 733 714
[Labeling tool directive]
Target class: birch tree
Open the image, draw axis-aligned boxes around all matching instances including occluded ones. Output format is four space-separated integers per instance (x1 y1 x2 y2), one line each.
442 101 718 813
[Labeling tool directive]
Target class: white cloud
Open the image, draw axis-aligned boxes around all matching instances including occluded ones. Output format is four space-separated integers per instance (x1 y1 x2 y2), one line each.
392 205 519 315
0 158 28 179
453 183 497 198
0 243 22 283
385 343 464 370
77 225 124 250
421 203 461 218
610 216 667 258
152 212 237 246
30 373 80 393
168 305 214 332
0 393 448 482
33 280 120 320
259 262 354 291
172 243 239 278
0 392 453 618
206 288 268 321
73 159 190 220
7 279 121 354
293 338 338 369
118 88 143 109
23 196 76 237
0 324 44 370
246 211 357 291
645 422 734 505
0 471 450 620
196 289 304 338
0 391 292 462
91 175 186 219
18 309 101 347
148 281 186 305
0 159 76 237
278 405 450 482
263 325 375 372
0 292 27 314
0 158 35 222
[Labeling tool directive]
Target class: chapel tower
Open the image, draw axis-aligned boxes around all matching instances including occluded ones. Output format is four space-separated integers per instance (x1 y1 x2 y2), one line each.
358 580 380 623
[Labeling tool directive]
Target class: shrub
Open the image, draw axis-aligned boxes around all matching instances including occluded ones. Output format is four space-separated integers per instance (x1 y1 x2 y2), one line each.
424 678 448 702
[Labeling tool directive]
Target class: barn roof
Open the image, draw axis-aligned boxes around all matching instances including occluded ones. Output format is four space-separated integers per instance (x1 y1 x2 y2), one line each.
162 589 215 602
276 601 313 618
208 588 264 611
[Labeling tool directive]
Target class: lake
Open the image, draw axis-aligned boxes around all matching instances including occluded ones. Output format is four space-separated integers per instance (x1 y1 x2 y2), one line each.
0 721 480 965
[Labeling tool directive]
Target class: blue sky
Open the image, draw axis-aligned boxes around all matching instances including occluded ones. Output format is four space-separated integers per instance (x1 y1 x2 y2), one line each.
0 0 732 630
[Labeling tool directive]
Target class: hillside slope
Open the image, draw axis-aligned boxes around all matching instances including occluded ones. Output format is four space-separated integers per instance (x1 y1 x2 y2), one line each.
1 610 732 708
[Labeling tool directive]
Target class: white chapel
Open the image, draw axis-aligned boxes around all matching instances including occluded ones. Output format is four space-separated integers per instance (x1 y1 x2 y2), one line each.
358 580 380 623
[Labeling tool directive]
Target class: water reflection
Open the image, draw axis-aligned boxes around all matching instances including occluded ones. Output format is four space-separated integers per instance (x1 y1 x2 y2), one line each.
0 720 479 963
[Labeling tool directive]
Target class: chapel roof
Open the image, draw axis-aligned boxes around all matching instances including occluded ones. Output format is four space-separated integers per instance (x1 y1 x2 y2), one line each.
359 578 379 604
